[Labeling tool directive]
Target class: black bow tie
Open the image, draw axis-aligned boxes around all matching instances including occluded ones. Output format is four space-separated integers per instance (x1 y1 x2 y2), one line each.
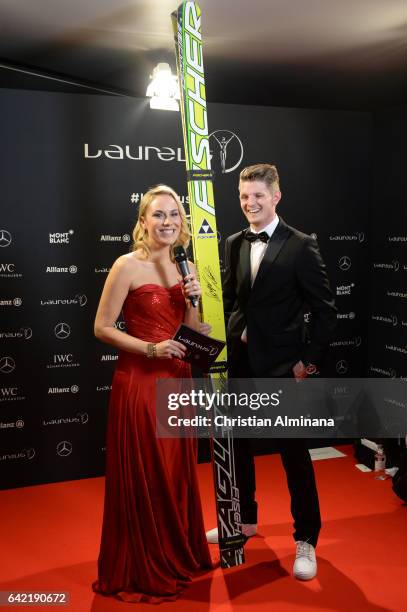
245 230 269 244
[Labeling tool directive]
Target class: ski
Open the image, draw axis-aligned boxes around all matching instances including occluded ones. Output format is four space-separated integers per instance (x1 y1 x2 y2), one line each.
172 0 245 568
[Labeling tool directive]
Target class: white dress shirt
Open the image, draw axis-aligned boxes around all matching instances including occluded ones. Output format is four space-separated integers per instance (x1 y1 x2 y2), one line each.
241 215 279 343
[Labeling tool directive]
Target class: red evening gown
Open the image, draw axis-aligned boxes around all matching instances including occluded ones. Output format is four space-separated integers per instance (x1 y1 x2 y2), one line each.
93 284 212 603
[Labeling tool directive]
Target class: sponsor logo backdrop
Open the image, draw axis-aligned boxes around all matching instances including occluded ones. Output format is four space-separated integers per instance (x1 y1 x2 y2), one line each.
0 91 371 488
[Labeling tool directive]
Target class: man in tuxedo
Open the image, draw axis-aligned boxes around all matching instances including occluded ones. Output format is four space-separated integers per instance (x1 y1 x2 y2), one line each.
207 163 337 580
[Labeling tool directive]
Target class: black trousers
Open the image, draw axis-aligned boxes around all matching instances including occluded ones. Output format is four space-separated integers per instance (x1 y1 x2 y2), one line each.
229 341 321 548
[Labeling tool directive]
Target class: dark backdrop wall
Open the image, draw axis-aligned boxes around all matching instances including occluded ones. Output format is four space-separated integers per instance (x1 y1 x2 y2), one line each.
0 90 371 489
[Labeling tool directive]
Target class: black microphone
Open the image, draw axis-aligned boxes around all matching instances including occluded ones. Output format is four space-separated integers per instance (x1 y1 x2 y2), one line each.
174 246 198 308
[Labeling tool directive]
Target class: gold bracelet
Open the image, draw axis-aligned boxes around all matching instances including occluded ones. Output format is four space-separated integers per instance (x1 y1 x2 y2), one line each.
146 343 157 359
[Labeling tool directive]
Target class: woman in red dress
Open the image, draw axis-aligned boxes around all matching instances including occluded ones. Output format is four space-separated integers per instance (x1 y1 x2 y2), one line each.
93 185 212 603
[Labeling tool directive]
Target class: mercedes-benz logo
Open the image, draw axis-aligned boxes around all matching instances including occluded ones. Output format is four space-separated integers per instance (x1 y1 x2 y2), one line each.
54 322 71 339
339 256 351 271
209 129 244 174
0 230 12 247
0 356 16 374
336 360 348 375
56 440 72 457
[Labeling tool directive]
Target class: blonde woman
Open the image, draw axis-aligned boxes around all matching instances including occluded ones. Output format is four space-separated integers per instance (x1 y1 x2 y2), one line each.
93 185 212 603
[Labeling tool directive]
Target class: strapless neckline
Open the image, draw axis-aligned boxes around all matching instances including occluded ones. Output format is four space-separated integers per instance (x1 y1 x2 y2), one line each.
128 283 181 294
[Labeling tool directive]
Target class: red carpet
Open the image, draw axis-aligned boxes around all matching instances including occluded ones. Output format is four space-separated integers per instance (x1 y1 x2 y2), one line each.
0 445 405 611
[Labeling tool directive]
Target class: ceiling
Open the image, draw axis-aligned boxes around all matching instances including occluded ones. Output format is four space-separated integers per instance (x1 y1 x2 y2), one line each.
1 0 407 109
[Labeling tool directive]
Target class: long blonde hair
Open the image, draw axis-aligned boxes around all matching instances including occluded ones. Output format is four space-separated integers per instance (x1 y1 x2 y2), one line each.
131 185 190 260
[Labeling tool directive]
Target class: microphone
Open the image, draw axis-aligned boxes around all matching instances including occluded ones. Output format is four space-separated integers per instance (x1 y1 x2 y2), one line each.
174 246 198 308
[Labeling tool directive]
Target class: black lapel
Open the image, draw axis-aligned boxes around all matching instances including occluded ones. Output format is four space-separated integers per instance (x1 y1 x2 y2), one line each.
251 217 291 291
234 230 251 304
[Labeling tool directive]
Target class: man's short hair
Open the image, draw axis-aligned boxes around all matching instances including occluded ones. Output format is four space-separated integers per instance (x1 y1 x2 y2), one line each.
239 163 280 192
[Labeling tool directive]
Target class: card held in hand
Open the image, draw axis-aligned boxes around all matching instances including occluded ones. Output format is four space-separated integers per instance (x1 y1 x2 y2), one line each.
172 324 226 372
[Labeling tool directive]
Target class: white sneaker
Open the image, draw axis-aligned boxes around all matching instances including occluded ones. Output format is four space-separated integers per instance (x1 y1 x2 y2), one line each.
293 541 317 580
206 523 257 544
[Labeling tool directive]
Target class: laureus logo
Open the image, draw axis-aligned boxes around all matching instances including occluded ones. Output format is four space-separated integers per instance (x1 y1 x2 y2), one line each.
209 130 244 174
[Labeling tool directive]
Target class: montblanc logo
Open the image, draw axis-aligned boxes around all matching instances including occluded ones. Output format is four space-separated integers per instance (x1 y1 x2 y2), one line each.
47 353 80 369
46 265 77 274
0 448 35 462
0 229 12 247
56 441 73 457
336 283 355 296
0 263 22 279
371 314 398 326
370 366 397 378
0 327 32 340
84 143 185 162
49 230 74 244
48 385 79 395
54 323 71 340
337 311 356 320
209 130 244 174
100 234 131 243
0 357 16 374
0 387 25 402
373 260 399 271
0 298 22 307
330 232 365 243
101 354 118 362
338 256 352 271
330 336 362 348
41 294 87 307
43 412 88 427
197 218 216 239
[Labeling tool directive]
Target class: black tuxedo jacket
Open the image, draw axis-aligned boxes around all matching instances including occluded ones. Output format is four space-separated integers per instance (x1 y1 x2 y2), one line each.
223 217 337 376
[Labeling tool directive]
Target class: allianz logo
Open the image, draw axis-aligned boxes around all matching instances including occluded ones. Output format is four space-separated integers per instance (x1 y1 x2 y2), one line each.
49 230 74 244
0 419 24 429
48 385 79 394
101 355 118 361
0 327 32 340
370 366 397 378
337 311 356 319
336 283 355 296
43 412 89 426
84 143 185 162
0 448 35 462
0 298 22 307
371 314 398 326
373 260 399 271
45 265 77 274
100 234 131 243
40 294 87 307
330 336 362 348
330 233 365 242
